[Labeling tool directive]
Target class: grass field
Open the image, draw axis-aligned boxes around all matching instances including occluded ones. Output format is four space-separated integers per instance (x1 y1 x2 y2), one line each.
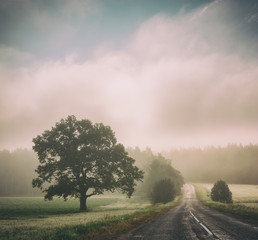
195 184 258 222
0 195 179 240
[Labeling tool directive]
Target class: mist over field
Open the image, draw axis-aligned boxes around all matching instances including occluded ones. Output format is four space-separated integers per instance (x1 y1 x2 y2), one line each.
0 0 258 196
0 0 258 152
1 144 258 196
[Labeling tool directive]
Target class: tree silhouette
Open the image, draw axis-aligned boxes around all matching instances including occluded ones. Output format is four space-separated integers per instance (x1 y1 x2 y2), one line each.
32 115 143 211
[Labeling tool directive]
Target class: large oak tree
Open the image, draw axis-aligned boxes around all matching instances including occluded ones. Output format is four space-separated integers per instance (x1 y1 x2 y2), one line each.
32 115 143 211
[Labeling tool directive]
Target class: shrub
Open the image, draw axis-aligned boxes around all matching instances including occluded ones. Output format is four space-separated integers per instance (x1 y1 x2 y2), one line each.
211 180 233 203
151 179 176 204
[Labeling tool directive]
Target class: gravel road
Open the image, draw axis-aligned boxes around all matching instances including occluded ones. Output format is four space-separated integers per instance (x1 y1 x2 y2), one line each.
124 184 258 240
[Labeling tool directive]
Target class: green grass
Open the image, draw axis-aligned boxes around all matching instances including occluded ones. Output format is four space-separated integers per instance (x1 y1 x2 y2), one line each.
194 184 258 223
0 195 181 240
44 199 180 240
0 197 117 219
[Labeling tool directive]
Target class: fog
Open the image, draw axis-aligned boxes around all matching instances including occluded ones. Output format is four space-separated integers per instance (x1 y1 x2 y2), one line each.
0 0 258 151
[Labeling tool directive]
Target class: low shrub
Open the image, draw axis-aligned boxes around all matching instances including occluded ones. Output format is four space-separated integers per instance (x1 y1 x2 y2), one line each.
151 179 176 204
211 180 233 203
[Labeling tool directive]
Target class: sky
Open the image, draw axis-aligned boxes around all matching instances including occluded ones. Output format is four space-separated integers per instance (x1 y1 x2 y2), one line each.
1 0 258 151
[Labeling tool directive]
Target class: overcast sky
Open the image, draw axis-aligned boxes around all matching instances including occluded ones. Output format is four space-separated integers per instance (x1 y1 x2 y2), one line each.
1 0 258 151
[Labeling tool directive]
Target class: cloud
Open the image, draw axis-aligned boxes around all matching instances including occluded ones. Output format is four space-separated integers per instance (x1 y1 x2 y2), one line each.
0 46 35 67
0 0 99 59
0 1 258 151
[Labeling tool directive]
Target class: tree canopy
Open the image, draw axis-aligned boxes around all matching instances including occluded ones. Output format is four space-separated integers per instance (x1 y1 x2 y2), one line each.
140 154 184 197
32 115 143 211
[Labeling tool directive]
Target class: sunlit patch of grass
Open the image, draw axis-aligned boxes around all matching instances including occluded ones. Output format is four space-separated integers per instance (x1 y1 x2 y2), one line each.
194 184 258 223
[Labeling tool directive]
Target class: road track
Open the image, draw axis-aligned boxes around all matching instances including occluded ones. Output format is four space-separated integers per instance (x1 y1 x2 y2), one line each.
124 184 258 240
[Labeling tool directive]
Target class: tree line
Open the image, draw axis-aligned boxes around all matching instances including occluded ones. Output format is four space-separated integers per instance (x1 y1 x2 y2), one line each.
1 143 258 197
163 144 258 184
0 149 41 196
1 144 258 197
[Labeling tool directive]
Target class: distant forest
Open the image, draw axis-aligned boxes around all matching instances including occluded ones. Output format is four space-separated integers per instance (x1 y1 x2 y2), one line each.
163 144 258 184
0 149 41 196
0 144 257 196
129 144 258 184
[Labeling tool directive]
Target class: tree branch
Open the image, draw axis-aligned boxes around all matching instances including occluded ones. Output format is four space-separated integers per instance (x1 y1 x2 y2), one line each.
86 193 96 198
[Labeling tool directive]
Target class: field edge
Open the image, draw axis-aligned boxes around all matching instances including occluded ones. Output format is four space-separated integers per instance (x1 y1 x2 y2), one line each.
194 184 258 224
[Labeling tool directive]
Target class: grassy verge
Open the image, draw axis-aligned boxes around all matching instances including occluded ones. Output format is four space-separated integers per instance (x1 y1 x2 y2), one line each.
0 196 181 240
56 198 180 240
194 184 258 223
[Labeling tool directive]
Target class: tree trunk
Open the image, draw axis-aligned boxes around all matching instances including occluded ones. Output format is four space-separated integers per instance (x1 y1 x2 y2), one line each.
80 195 87 212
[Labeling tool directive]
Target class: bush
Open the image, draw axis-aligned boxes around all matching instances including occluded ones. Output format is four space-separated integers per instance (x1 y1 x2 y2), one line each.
151 179 176 204
211 180 233 203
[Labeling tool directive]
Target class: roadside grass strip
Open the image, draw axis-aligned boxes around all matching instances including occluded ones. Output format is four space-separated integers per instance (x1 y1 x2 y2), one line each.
194 184 258 223
60 198 180 240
